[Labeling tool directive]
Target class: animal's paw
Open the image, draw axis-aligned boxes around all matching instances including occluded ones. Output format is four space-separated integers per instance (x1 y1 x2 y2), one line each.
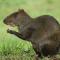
7 29 14 34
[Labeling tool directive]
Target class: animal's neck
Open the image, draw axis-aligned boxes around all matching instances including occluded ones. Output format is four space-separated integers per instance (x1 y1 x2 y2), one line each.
19 16 33 29
19 12 33 26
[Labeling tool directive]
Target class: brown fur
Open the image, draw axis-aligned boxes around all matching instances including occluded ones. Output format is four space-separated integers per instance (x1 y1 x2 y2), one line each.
3 9 60 58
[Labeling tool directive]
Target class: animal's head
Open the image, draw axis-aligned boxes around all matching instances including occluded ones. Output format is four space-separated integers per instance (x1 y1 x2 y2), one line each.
3 9 31 27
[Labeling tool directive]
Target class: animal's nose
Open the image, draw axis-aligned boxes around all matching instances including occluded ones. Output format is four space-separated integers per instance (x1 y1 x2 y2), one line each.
3 19 6 24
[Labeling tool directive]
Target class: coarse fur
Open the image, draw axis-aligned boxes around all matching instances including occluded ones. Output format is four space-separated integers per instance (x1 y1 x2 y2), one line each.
3 9 60 58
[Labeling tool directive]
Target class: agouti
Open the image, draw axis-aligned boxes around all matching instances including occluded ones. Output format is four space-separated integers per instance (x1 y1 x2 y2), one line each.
3 9 60 58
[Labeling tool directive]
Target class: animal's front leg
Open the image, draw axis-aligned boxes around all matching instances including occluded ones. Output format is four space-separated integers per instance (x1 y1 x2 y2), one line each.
7 29 26 40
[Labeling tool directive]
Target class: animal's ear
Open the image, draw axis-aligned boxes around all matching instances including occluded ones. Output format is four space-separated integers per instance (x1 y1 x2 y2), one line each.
18 9 21 11
18 9 25 12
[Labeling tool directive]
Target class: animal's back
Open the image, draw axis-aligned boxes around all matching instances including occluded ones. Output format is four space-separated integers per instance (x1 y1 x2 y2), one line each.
29 15 60 38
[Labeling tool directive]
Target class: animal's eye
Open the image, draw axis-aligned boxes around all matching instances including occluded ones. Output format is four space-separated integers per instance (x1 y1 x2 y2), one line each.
28 28 35 31
13 15 17 18
9 20 12 22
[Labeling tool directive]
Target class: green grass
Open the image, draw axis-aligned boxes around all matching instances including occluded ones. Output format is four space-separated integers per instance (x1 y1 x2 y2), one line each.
0 0 60 60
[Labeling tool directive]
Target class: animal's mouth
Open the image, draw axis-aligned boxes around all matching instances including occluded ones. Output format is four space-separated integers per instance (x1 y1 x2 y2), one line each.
6 25 18 32
7 25 14 30
7 23 16 27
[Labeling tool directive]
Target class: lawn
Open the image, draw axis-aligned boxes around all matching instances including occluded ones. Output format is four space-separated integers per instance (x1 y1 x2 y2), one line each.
0 0 60 60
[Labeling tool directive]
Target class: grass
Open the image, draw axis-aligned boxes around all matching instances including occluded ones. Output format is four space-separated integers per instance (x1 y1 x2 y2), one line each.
0 0 60 60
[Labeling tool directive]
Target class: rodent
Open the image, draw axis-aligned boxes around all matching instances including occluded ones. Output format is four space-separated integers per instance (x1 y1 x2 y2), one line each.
3 9 60 58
